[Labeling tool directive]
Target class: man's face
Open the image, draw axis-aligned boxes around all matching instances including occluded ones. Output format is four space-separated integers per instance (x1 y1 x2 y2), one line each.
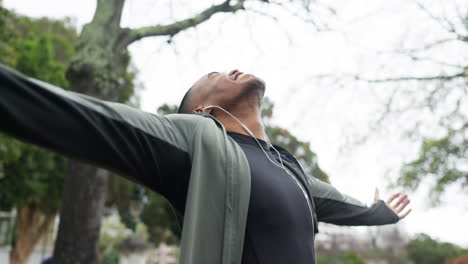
189 69 266 112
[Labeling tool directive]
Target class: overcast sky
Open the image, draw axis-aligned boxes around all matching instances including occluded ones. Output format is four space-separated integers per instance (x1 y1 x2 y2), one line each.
4 0 467 247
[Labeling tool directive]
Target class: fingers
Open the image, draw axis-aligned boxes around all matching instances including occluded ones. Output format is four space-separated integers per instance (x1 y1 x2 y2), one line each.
396 197 410 213
399 208 412 219
374 187 380 201
385 192 412 220
393 194 408 208
386 193 400 205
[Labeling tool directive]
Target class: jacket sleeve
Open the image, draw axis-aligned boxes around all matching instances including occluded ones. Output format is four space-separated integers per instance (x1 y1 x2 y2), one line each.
308 176 400 226
0 64 194 199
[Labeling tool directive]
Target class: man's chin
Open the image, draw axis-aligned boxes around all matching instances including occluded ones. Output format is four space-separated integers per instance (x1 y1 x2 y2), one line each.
251 78 266 106
244 75 266 93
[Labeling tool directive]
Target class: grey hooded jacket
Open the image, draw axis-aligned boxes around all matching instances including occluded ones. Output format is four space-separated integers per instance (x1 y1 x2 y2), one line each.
0 64 399 264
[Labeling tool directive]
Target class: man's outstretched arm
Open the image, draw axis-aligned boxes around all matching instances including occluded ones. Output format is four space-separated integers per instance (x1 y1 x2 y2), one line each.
0 64 194 198
308 176 411 226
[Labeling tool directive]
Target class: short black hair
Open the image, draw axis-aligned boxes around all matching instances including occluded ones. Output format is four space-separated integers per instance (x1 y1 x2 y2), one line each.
177 86 193 114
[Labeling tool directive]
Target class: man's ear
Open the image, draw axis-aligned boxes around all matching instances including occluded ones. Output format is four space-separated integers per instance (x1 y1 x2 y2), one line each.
192 105 213 115
192 104 203 114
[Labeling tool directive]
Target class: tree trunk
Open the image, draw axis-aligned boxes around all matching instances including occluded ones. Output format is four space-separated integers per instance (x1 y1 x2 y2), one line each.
52 162 109 264
51 2 128 263
10 204 55 264
51 50 126 264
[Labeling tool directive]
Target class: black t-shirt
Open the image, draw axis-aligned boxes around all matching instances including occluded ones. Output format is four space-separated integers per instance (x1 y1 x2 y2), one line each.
228 132 316 264
229 131 401 264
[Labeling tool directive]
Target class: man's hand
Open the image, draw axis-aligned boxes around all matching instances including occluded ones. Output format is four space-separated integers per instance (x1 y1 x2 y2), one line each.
374 188 412 220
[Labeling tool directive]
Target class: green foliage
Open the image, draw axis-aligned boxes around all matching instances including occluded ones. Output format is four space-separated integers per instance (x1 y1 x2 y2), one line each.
157 104 179 115
0 7 19 66
0 8 77 69
318 251 365 264
0 8 77 213
406 233 467 264
107 176 180 246
100 214 131 249
140 191 180 245
0 146 66 213
107 175 136 230
398 124 468 204
102 247 119 264
266 125 329 182
15 33 69 88
0 134 23 166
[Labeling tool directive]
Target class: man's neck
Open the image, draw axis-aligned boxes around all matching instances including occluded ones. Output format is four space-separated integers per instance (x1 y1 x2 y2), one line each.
214 107 266 141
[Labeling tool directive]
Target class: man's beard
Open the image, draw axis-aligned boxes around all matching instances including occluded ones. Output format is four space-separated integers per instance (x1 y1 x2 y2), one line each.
227 79 266 110
244 78 266 99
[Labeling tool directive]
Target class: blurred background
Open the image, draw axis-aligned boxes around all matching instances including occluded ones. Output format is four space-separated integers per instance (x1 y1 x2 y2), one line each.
0 0 466 263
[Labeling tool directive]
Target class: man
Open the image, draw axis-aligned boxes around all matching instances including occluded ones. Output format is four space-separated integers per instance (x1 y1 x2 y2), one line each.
0 65 410 264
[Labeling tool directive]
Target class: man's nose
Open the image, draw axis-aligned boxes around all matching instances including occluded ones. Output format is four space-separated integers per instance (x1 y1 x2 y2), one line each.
228 69 239 76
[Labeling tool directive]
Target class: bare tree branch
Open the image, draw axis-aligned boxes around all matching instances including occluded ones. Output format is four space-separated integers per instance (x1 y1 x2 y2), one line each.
118 0 245 49
354 71 466 83
402 54 464 69
247 8 279 22
414 1 467 41
269 1 332 31
388 38 459 54
415 1 456 34
246 7 296 46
